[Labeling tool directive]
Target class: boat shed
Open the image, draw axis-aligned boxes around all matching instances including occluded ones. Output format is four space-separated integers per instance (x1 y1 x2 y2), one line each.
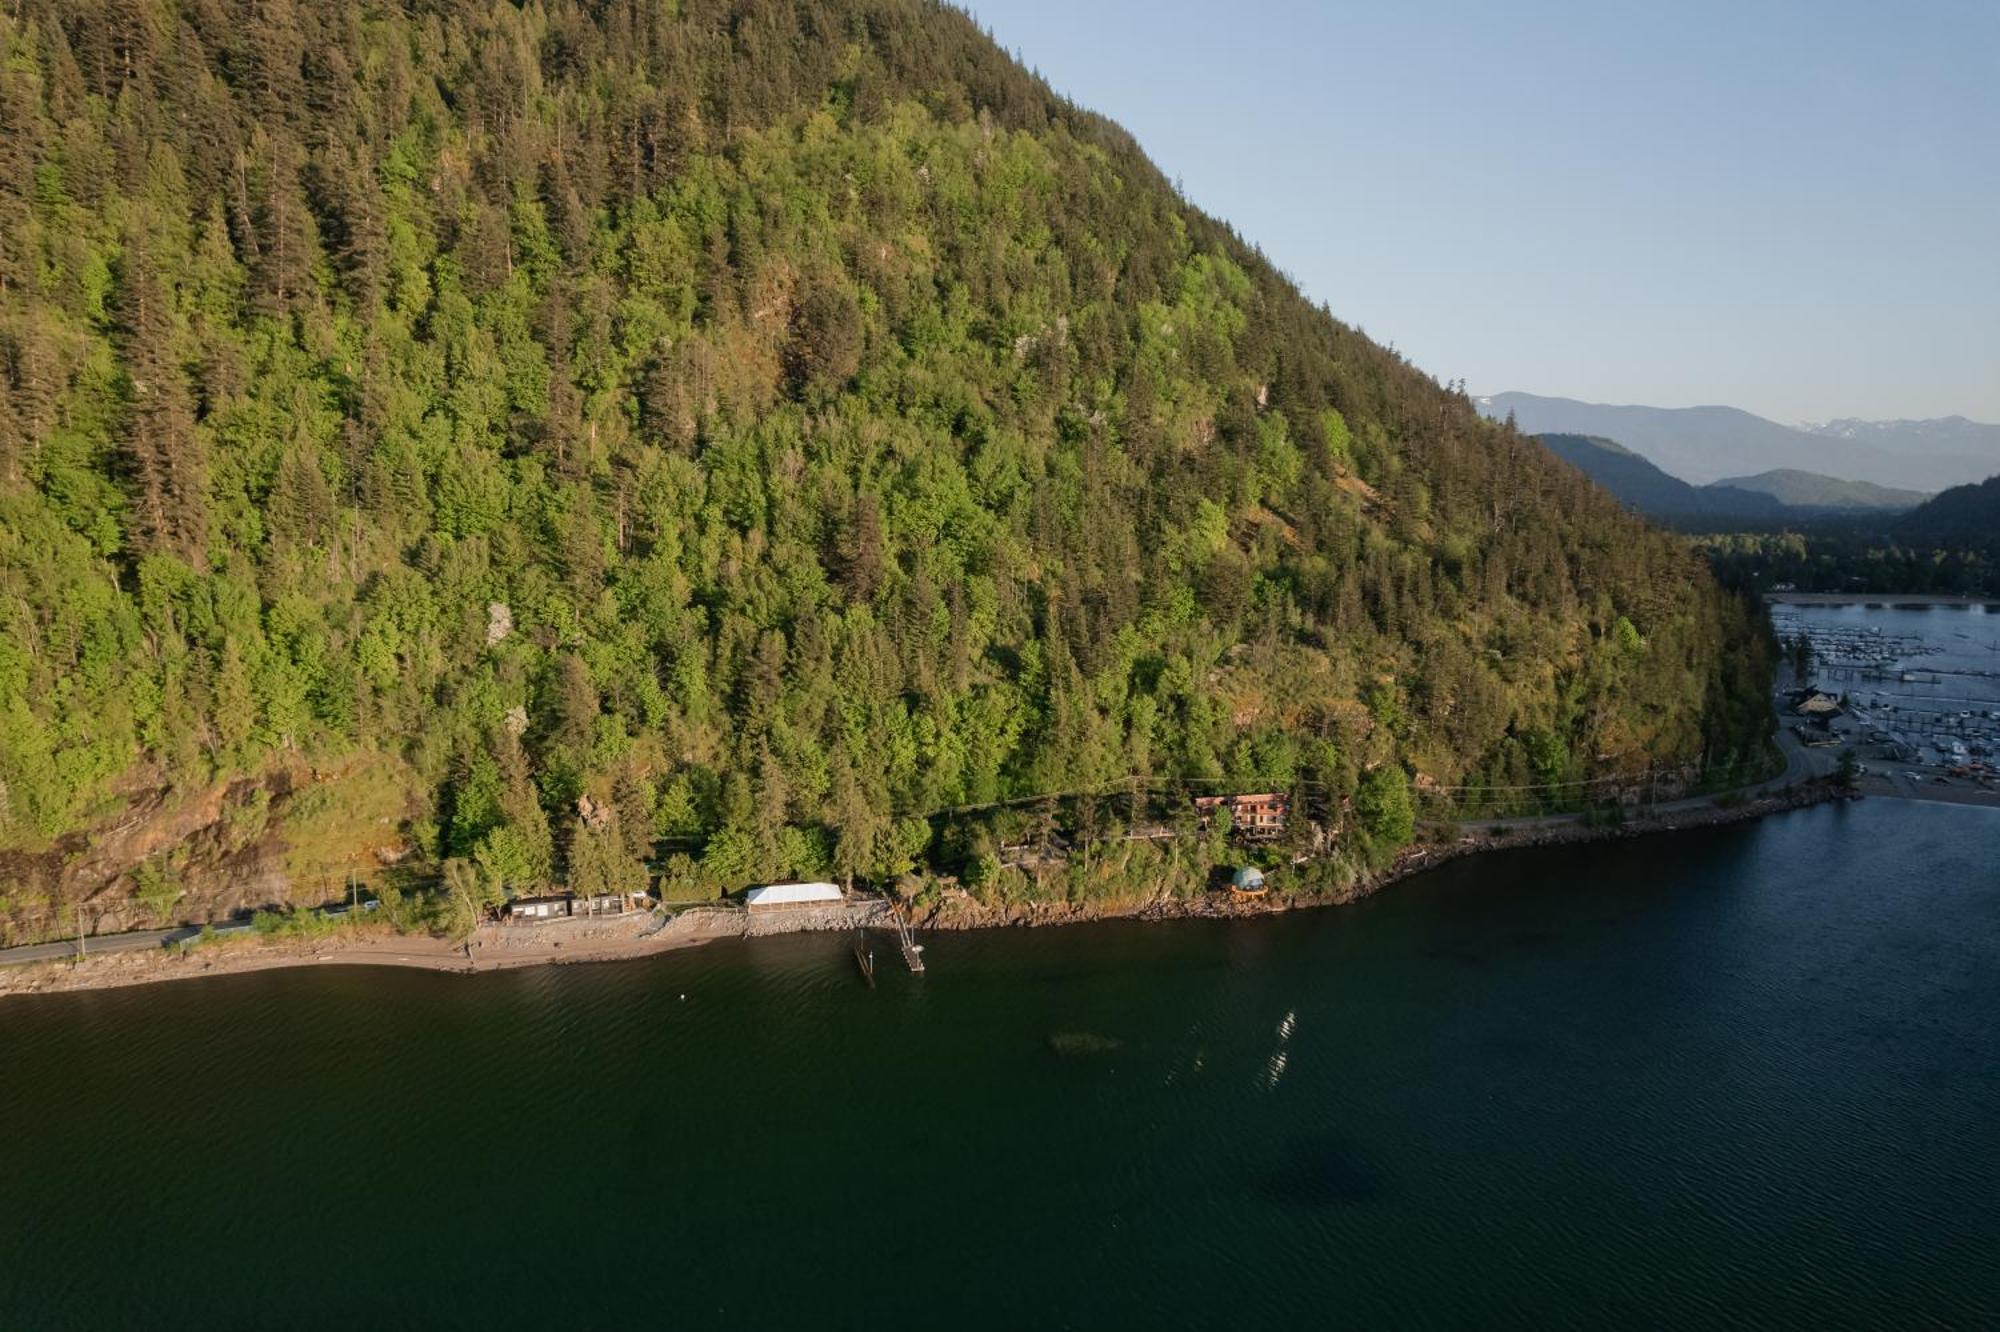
744 882 844 913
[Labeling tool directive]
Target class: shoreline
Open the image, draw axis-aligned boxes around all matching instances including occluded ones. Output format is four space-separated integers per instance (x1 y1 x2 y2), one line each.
1765 592 2000 609
0 899 891 999
918 780 1846 932
0 784 1848 1000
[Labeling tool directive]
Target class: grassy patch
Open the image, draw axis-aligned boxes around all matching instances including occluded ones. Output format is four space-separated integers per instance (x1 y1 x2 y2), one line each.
277 758 418 903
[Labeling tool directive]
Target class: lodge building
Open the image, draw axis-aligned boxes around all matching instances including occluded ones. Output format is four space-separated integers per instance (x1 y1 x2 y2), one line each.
1193 792 1289 839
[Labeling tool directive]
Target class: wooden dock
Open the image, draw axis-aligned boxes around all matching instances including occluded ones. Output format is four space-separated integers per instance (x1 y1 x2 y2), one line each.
887 900 926 974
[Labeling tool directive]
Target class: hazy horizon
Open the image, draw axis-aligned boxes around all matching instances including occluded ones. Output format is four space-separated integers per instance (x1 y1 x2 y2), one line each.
1478 390 1998 431
962 0 2000 425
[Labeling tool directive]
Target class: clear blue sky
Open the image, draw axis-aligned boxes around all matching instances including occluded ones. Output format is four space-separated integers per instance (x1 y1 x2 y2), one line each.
960 0 2000 424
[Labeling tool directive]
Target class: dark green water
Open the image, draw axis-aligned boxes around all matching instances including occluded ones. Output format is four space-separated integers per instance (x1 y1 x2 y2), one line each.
4 800 1998 1329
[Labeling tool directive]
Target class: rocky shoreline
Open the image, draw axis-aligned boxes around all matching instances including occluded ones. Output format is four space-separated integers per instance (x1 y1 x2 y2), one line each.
1 782 1846 998
912 780 1847 933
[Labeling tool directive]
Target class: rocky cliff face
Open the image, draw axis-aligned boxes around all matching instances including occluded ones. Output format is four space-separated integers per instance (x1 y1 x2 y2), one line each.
0 758 416 945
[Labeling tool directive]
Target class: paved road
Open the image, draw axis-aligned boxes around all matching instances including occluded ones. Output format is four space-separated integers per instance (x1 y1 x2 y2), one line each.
0 926 189 967
1 917 257 970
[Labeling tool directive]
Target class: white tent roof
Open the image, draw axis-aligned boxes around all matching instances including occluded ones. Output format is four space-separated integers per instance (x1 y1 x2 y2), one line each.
744 882 843 907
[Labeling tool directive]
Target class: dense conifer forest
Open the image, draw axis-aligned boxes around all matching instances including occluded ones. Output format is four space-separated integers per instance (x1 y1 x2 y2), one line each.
1699 530 1999 599
0 0 1773 937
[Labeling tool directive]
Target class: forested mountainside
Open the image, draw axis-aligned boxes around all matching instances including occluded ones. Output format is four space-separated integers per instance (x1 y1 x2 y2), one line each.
1696 474 2000 599
1711 470 1927 513
1898 475 2000 542
1536 434 1783 526
1698 529 2000 600
1536 434 1926 529
0 0 1772 938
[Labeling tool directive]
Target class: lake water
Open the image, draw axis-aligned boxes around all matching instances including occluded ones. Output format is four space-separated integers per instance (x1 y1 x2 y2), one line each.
3 800 1997 1328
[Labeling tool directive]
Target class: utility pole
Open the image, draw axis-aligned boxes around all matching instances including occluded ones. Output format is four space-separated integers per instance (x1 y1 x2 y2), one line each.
75 904 84 962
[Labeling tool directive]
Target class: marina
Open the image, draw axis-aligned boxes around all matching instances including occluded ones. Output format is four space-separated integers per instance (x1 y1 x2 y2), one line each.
1772 604 2000 770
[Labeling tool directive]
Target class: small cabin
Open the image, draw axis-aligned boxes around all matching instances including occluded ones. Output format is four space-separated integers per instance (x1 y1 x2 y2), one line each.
743 882 844 913
506 894 574 922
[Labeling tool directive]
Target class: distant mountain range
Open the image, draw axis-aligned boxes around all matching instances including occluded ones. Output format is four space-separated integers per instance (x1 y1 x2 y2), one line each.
1536 435 1783 523
1708 469 1931 511
1807 416 2000 454
1537 435 1931 526
1479 393 2000 491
